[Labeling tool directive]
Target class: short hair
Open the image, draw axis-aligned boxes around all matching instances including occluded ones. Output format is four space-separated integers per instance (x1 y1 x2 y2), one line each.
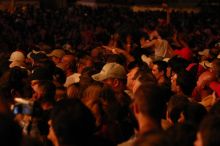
51 99 96 146
134 83 165 124
153 60 168 75
176 70 196 96
167 95 189 124
199 115 220 146
166 123 196 146
183 102 207 127
168 56 189 75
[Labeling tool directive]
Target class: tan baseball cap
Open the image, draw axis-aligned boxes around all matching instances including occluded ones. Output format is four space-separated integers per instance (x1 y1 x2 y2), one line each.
92 63 126 81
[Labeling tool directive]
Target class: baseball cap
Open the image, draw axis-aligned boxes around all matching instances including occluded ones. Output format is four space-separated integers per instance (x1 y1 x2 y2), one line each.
9 51 25 62
48 49 65 58
198 49 210 57
92 63 126 81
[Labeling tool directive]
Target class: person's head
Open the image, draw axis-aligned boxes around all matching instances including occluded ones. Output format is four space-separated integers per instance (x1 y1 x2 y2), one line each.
196 71 216 93
57 54 76 73
66 83 80 99
133 83 165 126
166 95 189 125
48 49 66 65
183 102 207 127
9 51 26 68
139 32 150 47
48 99 96 146
32 80 56 106
152 60 168 81
171 70 196 96
194 115 220 146
79 67 97 90
82 83 103 126
166 123 196 146
92 63 127 91
127 66 139 91
167 56 189 78
77 55 94 74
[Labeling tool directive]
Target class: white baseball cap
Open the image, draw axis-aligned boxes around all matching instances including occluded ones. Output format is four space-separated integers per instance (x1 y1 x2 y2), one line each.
9 51 25 62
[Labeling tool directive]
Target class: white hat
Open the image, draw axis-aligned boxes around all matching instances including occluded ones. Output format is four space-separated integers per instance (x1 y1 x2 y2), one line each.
198 49 210 57
9 51 25 62
92 63 126 81
199 60 212 69
141 54 153 66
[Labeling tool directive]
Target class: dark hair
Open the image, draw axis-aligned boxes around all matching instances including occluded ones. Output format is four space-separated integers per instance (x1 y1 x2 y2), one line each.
0 113 22 146
168 56 189 75
199 115 220 146
153 60 168 75
176 70 196 96
51 99 96 146
166 123 196 146
167 95 189 124
183 102 207 127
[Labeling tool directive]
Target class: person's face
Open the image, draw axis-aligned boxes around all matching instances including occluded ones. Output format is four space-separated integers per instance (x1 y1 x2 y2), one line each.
152 64 163 80
103 78 114 88
31 80 40 93
194 132 203 146
171 73 178 93
140 37 146 47
127 67 139 91
166 66 172 78
51 56 61 65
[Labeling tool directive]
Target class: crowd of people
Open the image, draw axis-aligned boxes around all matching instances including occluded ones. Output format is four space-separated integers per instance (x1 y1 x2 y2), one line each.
0 4 220 146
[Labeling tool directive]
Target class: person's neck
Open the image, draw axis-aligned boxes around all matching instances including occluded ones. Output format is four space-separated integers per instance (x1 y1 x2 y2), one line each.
137 115 160 135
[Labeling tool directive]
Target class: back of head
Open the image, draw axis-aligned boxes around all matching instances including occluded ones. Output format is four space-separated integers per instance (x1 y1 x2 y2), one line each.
51 99 96 146
199 115 220 146
167 95 189 124
134 83 165 124
176 70 196 96
183 102 207 127
166 123 196 146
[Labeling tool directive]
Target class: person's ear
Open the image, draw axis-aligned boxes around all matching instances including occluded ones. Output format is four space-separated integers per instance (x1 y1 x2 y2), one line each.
112 79 119 87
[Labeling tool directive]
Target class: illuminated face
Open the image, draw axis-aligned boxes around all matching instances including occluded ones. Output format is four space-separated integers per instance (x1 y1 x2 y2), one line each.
152 64 162 80
171 73 178 93
127 67 139 91
194 132 203 146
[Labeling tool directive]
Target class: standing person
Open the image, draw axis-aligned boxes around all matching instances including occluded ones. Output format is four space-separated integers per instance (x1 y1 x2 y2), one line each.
119 83 165 146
